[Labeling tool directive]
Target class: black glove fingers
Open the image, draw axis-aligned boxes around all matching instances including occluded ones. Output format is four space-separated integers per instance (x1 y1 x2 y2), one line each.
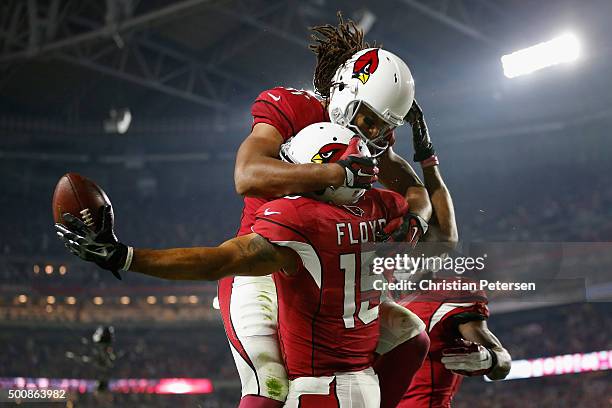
55 223 74 236
62 213 92 235
349 155 376 166
412 99 423 115
100 204 113 233
55 224 85 243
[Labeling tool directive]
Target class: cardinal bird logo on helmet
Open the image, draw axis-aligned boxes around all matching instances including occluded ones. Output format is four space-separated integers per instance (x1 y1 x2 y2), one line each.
311 143 346 164
352 49 380 84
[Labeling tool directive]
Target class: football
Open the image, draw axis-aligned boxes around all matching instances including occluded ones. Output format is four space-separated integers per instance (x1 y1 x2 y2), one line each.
52 173 110 233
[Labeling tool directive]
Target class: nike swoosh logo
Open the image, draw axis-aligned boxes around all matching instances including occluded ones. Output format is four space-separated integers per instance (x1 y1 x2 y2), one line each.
264 208 281 216
93 247 109 257
267 92 281 102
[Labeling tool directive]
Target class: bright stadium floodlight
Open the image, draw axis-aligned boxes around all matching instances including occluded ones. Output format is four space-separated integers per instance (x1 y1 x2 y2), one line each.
501 32 580 78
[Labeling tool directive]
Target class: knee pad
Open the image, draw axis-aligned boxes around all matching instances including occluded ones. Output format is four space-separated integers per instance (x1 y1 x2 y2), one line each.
376 301 426 355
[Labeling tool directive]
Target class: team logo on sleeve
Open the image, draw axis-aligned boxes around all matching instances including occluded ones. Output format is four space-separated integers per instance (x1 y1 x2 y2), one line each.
311 143 346 164
352 49 380 84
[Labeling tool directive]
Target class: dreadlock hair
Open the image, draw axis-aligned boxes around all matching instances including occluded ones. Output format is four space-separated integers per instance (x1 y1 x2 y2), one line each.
309 12 374 98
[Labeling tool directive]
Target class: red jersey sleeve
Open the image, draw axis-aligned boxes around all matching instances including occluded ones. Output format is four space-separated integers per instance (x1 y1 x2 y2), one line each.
252 198 306 244
251 87 328 142
441 301 489 324
437 286 490 326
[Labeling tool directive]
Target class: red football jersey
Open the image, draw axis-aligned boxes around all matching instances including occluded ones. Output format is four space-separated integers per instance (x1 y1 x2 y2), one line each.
398 278 489 408
252 189 408 379
238 87 329 237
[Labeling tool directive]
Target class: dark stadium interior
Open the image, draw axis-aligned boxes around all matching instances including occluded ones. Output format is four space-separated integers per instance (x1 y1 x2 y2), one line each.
1 0 611 406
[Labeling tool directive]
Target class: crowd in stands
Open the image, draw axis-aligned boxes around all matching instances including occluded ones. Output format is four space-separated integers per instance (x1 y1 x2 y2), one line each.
1 325 236 381
488 302 612 360
455 371 612 408
0 301 220 324
461 177 612 242
2 301 610 406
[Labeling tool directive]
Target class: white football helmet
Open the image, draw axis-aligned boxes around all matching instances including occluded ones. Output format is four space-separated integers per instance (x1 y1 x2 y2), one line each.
328 48 415 156
280 122 370 205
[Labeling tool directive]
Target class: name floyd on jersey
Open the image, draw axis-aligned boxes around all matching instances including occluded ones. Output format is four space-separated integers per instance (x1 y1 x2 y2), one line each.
336 218 387 246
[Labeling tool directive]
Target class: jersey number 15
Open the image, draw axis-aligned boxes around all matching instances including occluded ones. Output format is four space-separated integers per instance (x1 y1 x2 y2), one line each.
340 251 381 329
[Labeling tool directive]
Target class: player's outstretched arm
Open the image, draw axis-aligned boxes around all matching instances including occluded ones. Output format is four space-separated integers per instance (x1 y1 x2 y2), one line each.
235 123 344 197
129 233 297 281
55 209 296 280
445 320 512 381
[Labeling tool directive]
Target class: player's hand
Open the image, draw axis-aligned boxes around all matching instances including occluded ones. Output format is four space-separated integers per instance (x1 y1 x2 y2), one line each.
405 100 436 163
441 340 495 376
336 136 379 189
54 205 129 280
378 212 429 248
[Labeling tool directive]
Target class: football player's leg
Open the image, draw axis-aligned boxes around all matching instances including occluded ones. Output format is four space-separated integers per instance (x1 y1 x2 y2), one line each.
375 301 430 408
219 276 289 406
284 369 379 408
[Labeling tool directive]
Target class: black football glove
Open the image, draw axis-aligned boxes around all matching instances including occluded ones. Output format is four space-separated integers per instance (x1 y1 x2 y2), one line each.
378 212 429 248
405 100 436 163
336 136 379 189
54 204 129 280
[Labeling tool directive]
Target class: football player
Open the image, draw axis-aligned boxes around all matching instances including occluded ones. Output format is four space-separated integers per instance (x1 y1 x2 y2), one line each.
397 273 511 408
397 106 512 407
55 123 429 407
226 14 437 408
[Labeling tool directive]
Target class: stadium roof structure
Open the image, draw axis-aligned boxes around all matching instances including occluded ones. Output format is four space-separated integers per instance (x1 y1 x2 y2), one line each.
1 0 611 131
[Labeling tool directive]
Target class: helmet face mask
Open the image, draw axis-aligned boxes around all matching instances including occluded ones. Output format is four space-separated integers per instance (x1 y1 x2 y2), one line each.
280 122 370 205
343 100 395 157
328 48 414 156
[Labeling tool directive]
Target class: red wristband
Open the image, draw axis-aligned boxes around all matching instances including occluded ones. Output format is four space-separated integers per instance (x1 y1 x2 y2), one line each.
420 155 439 168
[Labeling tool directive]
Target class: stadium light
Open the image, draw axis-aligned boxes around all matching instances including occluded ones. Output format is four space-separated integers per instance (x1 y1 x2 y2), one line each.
485 349 612 381
501 32 580 78
103 108 132 134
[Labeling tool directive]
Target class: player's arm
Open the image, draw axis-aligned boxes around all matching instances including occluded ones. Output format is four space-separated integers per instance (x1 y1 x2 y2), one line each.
377 147 432 220
54 208 296 280
234 123 347 197
129 233 296 280
457 320 511 380
442 320 512 381
423 166 458 244
407 100 458 245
